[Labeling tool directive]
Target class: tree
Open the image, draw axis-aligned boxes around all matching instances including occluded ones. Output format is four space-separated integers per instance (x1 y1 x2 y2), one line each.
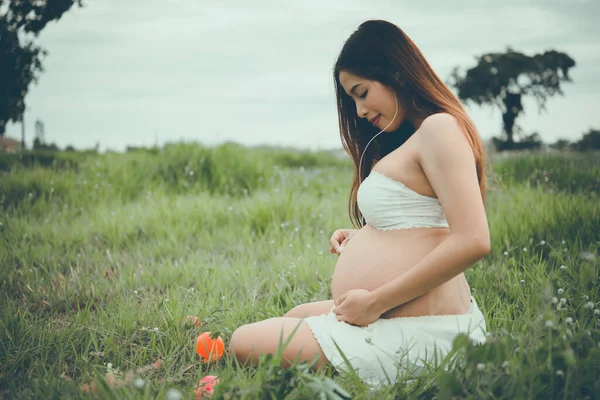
448 48 576 147
0 0 83 138
573 128 600 151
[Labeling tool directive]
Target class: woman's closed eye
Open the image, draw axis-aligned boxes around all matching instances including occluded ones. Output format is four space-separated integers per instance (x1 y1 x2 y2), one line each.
360 90 368 99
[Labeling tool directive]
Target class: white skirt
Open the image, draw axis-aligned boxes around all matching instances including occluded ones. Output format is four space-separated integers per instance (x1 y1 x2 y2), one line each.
303 296 487 387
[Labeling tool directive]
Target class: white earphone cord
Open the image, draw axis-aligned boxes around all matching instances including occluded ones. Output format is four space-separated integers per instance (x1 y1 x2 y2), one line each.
357 93 399 181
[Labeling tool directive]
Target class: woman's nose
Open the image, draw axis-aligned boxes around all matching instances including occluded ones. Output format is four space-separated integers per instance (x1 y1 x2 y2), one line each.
356 102 368 118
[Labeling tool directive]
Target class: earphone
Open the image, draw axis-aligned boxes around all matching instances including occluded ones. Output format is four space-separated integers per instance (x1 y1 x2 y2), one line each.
357 93 399 182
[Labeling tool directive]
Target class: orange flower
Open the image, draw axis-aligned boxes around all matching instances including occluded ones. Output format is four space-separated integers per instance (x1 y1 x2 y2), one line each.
185 315 203 329
195 375 220 399
195 332 224 362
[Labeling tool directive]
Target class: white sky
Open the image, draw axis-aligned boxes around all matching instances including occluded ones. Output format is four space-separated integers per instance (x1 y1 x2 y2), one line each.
4 0 600 152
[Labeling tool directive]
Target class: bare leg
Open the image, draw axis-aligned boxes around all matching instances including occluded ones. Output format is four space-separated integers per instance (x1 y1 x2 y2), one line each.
228 317 330 371
283 300 335 318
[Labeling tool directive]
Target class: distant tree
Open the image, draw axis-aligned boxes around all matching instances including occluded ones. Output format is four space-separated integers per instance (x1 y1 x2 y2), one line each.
33 136 59 151
573 128 600 151
0 0 84 138
549 139 571 151
449 48 576 148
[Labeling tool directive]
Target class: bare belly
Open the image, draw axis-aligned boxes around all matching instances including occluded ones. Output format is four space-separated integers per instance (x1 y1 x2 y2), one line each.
331 224 472 319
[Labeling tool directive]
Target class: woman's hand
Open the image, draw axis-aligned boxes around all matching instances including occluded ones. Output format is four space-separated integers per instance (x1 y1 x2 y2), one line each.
329 229 357 255
332 289 381 327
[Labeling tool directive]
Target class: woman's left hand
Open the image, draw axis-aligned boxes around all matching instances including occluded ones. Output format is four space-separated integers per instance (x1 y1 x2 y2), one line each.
333 289 381 327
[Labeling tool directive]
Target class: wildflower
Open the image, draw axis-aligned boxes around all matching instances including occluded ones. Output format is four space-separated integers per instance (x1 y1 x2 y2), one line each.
504 251 508 256
565 317 573 324
555 370 564 377
552 297 558 304
165 388 182 400
560 298 567 305
523 247 527 252
560 265 567 270
520 280 525 284
133 378 145 390
557 288 564 295
545 320 554 328
196 332 225 362
153 327 159 333
134 290 138 295
580 252 596 261
195 375 220 399
540 240 546 245
585 302 595 309
502 360 510 368
594 309 600 316
562 240 565 244
185 316 202 329
476 363 485 371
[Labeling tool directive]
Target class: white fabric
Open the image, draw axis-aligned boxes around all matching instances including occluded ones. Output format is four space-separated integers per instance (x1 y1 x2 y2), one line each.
357 170 449 230
303 296 487 387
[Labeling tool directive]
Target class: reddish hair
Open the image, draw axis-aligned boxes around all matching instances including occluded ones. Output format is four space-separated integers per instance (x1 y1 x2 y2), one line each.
334 20 488 229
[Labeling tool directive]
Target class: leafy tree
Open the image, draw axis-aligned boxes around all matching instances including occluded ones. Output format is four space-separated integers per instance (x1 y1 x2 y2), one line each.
0 0 83 138
449 48 575 148
573 128 600 151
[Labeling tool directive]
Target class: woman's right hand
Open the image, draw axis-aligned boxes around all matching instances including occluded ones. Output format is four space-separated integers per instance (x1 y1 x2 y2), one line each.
329 229 357 255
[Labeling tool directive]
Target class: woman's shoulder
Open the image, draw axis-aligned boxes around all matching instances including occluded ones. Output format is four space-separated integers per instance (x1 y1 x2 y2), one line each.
419 113 460 132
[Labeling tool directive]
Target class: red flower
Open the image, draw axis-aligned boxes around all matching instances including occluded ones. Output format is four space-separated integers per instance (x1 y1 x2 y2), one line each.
195 375 220 399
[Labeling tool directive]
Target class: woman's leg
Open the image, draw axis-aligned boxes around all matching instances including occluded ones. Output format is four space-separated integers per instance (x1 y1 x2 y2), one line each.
228 317 330 371
283 300 335 318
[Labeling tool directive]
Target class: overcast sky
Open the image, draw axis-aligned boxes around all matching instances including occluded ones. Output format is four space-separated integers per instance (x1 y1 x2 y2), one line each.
4 0 600 151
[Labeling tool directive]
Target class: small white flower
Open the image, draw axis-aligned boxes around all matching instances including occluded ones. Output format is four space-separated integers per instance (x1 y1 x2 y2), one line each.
545 320 554 328
594 309 600 316
153 327 159 332
134 378 145 390
565 317 573 324
476 363 485 371
560 265 567 270
133 290 138 295
504 251 508 256
560 298 567 304
562 240 565 244
520 280 525 284
555 370 564 377
165 388 182 400
501 360 510 368
523 247 527 252
557 288 564 295
540 240 546 245
221 296 226 300
585 302 594 309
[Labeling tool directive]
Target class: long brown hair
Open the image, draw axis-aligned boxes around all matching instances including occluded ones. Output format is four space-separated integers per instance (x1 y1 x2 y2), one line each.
334 19 488 229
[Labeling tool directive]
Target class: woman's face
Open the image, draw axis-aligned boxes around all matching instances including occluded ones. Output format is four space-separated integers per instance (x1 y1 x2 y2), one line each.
338 70 406 132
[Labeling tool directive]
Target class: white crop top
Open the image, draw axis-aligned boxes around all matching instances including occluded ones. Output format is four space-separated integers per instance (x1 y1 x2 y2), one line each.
357 170 449 230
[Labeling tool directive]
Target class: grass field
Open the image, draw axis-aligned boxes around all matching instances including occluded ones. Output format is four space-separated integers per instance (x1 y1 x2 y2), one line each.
1 143 599 399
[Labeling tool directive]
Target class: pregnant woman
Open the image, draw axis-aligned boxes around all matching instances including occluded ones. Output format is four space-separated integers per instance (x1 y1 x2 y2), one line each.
229 19 490 387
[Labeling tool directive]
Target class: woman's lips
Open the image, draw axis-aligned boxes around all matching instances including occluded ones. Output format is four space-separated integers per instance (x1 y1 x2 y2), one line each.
371 115 381 126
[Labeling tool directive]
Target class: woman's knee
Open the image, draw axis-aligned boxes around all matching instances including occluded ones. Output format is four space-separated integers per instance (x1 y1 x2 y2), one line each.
228 323 256 363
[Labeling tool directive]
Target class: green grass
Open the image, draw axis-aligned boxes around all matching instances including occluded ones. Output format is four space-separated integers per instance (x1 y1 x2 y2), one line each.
0 144 598 399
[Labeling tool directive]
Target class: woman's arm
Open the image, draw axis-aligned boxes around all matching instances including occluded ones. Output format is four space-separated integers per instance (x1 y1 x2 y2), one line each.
370 113 490 314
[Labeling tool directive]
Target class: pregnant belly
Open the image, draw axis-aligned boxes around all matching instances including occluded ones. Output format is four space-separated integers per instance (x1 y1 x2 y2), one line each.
331 224 471 318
